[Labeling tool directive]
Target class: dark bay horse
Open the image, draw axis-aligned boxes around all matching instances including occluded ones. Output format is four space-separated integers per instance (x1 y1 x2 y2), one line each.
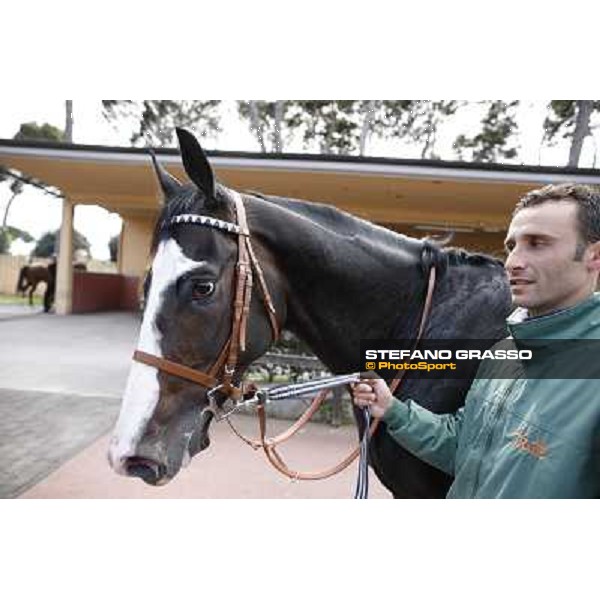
108 128 512 498
17 261 87 312
16 263 52 309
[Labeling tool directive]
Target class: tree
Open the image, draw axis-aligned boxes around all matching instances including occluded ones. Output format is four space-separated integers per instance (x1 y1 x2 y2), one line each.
240 100 366 154
238 101 289 152
1 121 66 253
14 122 65 142
0 225 34 254
238 100 462 157
102 100 221 146
412 101 461 159
65 100 74 143
0 169 31 254
284 100 362 154
108 234 119 262
454 101 519 162
2 178 24 230
33 229 90 258
543 100 600 167
390 101 461 159
358 100 378 155
355 100 461 158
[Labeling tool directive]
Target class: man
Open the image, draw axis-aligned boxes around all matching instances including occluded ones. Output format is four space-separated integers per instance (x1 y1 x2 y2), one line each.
354 183 600 498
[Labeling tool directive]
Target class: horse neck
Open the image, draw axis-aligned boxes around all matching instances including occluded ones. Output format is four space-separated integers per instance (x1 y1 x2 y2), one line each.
247 197 427 372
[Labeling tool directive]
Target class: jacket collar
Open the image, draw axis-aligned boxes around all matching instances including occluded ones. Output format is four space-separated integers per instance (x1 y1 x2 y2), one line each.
507 293 600 340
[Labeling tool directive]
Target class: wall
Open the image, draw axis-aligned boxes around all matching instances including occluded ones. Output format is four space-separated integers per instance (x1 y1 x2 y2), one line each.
72 271 140 313
0 255 49 296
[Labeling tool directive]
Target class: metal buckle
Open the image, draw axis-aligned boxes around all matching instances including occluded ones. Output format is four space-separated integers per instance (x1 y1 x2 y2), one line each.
204 385 265 422
205 384 229 421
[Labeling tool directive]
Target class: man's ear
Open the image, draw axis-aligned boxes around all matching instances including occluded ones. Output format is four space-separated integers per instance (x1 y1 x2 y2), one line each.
585 240 600 272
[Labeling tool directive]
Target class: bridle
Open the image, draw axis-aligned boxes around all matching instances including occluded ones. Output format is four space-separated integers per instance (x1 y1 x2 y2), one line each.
132 189 437 492
133 190 280 415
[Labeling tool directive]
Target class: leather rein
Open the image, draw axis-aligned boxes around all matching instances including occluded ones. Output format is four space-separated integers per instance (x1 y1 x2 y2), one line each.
132 190 437 483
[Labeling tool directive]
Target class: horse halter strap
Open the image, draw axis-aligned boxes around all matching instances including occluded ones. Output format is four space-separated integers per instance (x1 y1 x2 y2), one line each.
133 191 280 403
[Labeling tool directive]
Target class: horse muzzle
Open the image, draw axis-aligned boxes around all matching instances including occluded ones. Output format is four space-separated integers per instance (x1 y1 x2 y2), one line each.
123 456 169 485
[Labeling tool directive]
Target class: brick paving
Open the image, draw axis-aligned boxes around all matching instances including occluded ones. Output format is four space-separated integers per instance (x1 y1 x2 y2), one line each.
0 389 120 498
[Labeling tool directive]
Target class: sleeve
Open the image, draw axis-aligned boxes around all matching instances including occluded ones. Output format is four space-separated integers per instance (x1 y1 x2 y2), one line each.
381 397 466 476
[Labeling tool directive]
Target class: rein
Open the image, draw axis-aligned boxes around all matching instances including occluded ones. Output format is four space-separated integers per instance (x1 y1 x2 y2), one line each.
132 190 437 494
239 264 436 486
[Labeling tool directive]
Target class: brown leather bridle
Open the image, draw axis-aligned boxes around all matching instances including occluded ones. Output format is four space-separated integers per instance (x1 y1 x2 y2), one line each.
133 190 280 412
132 189 437 483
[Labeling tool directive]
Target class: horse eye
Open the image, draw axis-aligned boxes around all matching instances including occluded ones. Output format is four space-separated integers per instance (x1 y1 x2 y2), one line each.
191 281 215 300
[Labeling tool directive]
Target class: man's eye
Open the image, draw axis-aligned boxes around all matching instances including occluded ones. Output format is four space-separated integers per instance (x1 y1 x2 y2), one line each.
191 281 215 300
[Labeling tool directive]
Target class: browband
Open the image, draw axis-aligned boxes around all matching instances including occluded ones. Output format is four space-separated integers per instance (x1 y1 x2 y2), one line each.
168 213 248 236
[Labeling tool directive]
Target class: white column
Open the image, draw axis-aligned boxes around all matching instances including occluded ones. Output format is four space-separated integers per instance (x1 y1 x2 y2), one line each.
55 198 74 315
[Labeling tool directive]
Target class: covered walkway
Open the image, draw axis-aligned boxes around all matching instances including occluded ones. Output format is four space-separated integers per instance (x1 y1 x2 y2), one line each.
3 137 600 316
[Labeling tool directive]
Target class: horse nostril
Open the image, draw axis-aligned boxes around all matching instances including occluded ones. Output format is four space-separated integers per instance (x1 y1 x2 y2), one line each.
124 457 166 484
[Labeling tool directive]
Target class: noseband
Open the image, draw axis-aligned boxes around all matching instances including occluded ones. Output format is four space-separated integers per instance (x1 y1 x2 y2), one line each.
133 191 280 415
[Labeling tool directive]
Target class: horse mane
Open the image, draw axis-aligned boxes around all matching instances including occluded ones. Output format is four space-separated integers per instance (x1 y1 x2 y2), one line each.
151 184 504 279
445 247 504 268
245 190 504 277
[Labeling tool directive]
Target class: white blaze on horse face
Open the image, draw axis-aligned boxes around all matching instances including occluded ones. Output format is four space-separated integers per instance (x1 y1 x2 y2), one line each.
108 238 206 474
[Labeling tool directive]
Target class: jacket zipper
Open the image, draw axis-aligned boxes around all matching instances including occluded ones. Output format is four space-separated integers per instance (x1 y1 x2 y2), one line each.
470 380 519 497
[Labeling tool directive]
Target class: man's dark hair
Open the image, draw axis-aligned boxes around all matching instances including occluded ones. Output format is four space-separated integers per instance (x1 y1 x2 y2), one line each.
514 183 600 260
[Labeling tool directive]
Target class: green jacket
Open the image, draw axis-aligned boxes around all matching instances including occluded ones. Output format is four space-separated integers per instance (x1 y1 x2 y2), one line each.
383 293 600 498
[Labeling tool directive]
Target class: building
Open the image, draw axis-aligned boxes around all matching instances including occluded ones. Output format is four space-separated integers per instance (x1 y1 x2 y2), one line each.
2 138 599 313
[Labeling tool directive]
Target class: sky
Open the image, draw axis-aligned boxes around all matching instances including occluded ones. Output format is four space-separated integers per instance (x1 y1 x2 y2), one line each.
0 101 259 260
0 100 598 260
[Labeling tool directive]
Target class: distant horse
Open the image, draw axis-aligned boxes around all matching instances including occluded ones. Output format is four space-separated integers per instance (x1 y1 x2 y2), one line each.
16 264 52 308
16 261 87 312
108 128 512 498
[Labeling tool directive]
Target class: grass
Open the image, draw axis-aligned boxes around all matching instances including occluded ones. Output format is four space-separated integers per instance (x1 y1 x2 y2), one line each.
0 293 43 306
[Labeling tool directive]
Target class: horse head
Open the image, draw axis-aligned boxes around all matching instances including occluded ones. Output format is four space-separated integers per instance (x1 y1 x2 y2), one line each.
108 128 285 485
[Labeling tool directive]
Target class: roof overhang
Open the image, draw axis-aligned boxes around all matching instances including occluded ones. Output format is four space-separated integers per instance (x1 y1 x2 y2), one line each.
2 139 600 236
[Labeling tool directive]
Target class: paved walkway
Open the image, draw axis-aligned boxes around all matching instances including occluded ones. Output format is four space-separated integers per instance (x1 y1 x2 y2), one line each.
0 303 44 321
0 389 120 498
0 311 136 396
22 415 388 499
0 309 390 499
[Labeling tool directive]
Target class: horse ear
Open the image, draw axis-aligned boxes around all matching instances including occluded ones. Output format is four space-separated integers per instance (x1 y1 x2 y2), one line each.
176 127 217 208
149 149 181 202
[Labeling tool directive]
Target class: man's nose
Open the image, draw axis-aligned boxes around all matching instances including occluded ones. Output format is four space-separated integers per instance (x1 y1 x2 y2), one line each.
505 246 526 272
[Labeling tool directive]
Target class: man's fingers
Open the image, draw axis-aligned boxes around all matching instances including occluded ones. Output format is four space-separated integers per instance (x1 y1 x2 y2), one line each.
353 391 378 407
353 382 375 394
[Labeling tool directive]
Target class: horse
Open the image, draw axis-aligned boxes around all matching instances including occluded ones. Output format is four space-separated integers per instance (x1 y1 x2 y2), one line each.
108 128 513 498
16 261 87 312
16 264 52 308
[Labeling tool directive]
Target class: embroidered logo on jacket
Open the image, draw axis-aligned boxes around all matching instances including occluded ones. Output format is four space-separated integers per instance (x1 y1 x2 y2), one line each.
509 428 548 459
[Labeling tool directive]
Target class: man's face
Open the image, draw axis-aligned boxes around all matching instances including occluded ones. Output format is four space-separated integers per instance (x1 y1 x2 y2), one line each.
504 200 599 317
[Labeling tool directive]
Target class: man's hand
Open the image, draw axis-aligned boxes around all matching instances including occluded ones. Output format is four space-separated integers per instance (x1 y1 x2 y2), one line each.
352 378 394 419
